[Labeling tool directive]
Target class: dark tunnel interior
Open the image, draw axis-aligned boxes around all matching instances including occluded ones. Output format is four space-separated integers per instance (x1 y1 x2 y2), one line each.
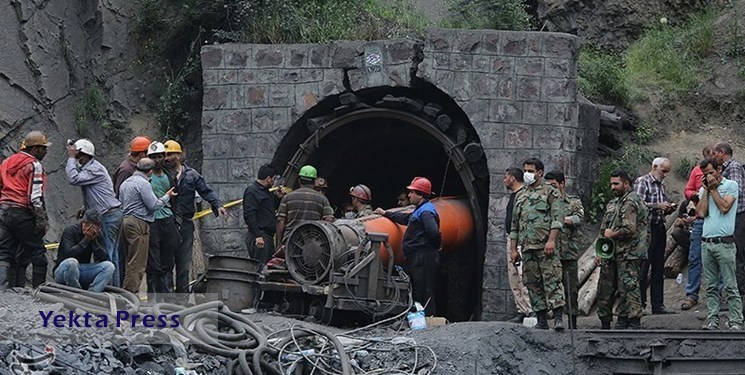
304 117 467 214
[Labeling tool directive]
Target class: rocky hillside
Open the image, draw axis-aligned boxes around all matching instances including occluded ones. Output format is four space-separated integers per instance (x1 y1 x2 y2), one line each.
1 0 155 240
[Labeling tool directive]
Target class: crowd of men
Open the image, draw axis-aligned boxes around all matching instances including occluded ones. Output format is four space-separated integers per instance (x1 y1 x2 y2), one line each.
0 132 226 300
507 143 745 330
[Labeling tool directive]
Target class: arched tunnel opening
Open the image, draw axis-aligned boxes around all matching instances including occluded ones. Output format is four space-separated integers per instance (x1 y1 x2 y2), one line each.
272 85 490 322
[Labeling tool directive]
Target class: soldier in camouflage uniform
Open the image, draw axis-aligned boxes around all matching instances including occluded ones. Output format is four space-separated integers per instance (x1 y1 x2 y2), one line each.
510 158 566 330
596 170 649 330
545 170 584 329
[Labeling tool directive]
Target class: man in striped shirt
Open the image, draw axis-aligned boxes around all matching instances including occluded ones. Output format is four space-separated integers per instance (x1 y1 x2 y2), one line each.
634 157 676 314
713 142 745 317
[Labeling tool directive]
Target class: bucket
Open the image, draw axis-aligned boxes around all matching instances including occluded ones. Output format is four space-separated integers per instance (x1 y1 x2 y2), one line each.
407 311 427 331
205 270 260 312
208 255 262 273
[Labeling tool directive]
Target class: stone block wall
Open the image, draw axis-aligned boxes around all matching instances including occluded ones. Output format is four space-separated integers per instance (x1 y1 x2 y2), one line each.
199 29 593 321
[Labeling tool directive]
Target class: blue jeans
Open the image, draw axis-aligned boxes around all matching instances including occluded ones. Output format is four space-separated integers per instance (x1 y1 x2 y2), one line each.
101 208 123 287
54 258 115 292
685 219 703 301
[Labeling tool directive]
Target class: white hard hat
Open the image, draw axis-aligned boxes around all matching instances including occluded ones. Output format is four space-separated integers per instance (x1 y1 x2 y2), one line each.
74 139 95 156
147 141 166 156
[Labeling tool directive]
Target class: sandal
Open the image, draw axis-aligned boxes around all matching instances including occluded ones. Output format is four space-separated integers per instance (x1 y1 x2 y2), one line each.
681 298 697 310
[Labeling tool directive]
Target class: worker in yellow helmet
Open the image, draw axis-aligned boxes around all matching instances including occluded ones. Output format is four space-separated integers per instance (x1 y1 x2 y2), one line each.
163 140 227 294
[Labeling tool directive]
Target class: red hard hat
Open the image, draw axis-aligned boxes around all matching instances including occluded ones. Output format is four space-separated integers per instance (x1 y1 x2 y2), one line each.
406 177 432 196
130 136 152 153
349 184 372 202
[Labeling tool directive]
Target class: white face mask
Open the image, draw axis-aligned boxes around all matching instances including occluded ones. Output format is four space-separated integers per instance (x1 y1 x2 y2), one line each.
524 172 536 186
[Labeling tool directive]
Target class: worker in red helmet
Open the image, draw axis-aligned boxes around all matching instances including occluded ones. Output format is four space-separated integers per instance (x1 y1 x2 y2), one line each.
113 136 152 199
349 184 374 218
375 177 442 316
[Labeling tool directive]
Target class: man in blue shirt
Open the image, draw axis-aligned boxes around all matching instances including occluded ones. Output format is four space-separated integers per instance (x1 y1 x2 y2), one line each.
375 177 442 316
65 139 123 286
697 158 743 330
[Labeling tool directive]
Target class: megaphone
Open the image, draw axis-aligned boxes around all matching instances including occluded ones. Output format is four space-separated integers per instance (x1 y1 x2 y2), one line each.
595 237 615 259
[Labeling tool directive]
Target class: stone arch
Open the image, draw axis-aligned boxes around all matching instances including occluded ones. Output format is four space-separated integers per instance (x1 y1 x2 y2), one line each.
271 85 489 321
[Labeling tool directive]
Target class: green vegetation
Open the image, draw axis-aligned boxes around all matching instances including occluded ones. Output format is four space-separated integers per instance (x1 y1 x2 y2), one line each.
624 8 717 95
588 146 653 221
722 3 745 79
443 0 531 31
73 87 105 137
578 48 634 106
633 122 660 145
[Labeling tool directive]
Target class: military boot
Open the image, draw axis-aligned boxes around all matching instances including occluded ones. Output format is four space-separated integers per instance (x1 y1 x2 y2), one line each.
615 317 630 330
600 317 612 330
553 307 565 331
31 266 47 288
0 262 10 290
569 315 578 329
628 318 641 330
535 310 549 329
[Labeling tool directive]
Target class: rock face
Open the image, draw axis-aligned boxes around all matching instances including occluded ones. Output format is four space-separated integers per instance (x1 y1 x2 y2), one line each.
536 0 713 48
0 0 152 240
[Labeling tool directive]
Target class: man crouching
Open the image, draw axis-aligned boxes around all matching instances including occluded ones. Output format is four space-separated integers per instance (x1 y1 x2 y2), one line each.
53 210 114 292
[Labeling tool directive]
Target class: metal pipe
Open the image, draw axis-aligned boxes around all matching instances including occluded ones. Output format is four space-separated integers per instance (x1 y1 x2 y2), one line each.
285 197 474 284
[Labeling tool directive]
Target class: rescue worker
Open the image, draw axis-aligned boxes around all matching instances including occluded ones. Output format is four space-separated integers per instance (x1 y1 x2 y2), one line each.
397 190 410 207
164 140 226 293
509 158 566 330
113 136 152 198
545 170 584 329
54 210 115 292
349 184 374 218
596 170 648 330
119 158 176 294
0 131 50 289
504 167 532 323
243 164 281 265
145 142 179 300
65 139 123 286
375 177 442 316
314 178 329 195
275 165 335 255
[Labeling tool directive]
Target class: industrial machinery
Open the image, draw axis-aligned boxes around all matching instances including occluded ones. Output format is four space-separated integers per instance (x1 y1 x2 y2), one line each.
255 197 474 323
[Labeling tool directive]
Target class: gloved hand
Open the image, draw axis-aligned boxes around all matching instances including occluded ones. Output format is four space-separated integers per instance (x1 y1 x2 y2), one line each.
32 207 48 234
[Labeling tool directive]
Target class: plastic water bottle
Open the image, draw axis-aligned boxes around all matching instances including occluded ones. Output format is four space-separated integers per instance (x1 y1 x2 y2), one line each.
676 273 683 285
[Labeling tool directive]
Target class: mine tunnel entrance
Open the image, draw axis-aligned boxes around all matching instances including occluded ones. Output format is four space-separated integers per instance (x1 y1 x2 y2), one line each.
272 86 489 322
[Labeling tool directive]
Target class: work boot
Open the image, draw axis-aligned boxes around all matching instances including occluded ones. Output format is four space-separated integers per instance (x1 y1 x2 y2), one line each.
146 274 158 302
628 318 641 330
12 265 27 288
614 317 629 329
569 315 578 329
0 262 10 290
535 310 549 330
553 308 565 331
600 317 612 330
32 266 47 288
508 313 526 324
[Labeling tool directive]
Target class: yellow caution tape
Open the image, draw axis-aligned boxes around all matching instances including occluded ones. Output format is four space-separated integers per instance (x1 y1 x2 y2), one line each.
45 186 292 250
